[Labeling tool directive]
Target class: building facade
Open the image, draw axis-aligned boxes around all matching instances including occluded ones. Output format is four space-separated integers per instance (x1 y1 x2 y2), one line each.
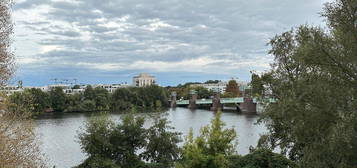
133 73 156 87
190 81 228 94
190 80 249 94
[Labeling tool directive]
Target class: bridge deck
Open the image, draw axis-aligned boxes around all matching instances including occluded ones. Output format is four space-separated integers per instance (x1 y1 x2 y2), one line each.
176 97 244 105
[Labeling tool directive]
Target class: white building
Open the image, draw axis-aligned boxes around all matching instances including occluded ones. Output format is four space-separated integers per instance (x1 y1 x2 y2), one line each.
190 81 228 94
0 85 24 95
190 80 249 94
93 83 130 93
133 73 156 87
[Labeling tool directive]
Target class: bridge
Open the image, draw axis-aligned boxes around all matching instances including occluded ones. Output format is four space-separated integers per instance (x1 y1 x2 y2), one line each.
176 97 245 105
170 90 259 113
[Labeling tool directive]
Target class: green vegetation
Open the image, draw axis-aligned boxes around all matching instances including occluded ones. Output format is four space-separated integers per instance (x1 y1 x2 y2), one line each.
76 113 181 168
8 85 169 116
176 112 237 168
254 0 357 167
222 80 240 98
76 112 293 168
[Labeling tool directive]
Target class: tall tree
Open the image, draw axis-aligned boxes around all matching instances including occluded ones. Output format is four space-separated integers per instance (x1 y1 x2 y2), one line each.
0 1 45 167
225 80 240 97
143 117 182 167
177 112 237 168
258 0 357 167
49 87 66 112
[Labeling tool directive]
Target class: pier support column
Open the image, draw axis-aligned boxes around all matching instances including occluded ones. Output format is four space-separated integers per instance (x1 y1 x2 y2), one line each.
170 92 177 108
242 97 256 113
188 90 197 109
210 92 221 111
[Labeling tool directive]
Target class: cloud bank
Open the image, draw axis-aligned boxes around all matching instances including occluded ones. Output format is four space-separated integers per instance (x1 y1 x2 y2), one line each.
13 0 330 86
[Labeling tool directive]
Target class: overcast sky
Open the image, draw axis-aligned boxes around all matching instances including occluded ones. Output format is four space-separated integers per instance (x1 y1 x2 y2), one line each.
12 0 330 86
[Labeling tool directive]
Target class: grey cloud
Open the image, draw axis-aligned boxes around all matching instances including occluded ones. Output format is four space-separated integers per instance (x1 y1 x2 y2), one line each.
14 0 330 83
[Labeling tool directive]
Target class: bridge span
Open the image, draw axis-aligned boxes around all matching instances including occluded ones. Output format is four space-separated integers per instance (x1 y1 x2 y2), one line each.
170 92 258 113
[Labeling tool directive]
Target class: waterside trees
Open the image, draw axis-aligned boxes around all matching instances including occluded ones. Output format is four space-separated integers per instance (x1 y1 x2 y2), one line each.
255 0 357 167
8 84 170 116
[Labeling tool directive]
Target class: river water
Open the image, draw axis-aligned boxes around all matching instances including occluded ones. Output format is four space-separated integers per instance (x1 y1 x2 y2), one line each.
35 107 267 168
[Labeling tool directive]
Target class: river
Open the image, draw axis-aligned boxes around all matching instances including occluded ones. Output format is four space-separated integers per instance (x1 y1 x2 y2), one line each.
35 107 267 168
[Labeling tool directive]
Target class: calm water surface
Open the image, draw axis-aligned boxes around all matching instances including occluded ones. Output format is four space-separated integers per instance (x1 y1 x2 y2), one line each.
35 107 267 168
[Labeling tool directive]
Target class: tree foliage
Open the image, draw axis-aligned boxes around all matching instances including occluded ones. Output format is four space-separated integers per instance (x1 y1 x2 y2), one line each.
225 80 240 97
77 113 182 168
227 149 296 168
258 0 357 167
143 117 182 167
177 112 237 168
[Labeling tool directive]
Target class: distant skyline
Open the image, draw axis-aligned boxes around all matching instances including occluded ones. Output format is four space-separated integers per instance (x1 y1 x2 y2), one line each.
12 0 331 86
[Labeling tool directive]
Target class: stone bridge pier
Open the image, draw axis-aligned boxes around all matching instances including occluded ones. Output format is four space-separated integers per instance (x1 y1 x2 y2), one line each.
210 92 221 111
170 92 177 108
240 97 256 113
188 90 197 109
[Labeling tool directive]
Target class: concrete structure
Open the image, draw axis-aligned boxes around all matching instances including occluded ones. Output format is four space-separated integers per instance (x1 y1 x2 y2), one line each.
133 73 156 87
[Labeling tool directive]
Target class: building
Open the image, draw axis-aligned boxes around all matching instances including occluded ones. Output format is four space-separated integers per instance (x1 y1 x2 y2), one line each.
93 83 130 93
190 80 249 94
133 73 156 87
190 81 228 94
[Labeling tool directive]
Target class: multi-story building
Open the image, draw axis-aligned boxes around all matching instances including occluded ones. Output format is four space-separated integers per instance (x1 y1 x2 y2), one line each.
190 80 249 94
190 81 228 94
133 73 156 87
93 83 130 93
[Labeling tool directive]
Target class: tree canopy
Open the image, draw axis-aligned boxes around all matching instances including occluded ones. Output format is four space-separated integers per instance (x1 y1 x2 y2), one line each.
257 0 357 167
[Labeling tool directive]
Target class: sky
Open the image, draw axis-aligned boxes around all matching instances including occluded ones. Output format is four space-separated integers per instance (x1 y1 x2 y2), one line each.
12 0 331 86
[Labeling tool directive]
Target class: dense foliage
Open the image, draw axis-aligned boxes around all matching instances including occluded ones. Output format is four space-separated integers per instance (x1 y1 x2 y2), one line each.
176 112 237 168
224 80 240 98
77 112 293 168
8 85 169 116
76 113 182 168
254 0 357 167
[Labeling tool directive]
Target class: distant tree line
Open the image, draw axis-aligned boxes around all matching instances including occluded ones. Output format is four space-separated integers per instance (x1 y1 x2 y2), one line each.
8 85 169 116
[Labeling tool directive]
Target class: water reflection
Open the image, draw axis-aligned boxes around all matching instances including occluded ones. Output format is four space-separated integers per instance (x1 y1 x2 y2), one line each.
35 107 267 168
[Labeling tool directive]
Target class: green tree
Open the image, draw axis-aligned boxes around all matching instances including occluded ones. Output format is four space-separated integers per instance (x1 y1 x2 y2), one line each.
84 85 95 101
258 0 357 167
143 117 182 167
26 88 51 114
227 149 296 168
80 99 96 112
49 87 66 112
225 80 240 97
110 113 147 167
192 86 214 99
111 88 135 111
177 112 237 168
77 113 148 168
94 87 110 111
65 93 82 112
